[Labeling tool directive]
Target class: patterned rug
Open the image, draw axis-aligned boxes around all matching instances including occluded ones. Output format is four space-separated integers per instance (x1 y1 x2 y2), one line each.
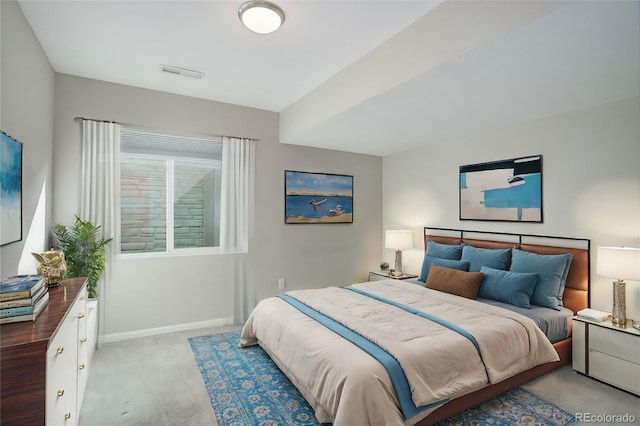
189 331 574 426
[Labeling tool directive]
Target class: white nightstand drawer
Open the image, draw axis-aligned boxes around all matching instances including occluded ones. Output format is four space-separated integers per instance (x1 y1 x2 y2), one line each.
590 350 640 395
590 325 640 364
571 320 586 373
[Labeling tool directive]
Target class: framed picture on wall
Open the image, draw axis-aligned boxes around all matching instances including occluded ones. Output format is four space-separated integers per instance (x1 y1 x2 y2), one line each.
1 131 23 245
285 170 353 224
459 155 543 223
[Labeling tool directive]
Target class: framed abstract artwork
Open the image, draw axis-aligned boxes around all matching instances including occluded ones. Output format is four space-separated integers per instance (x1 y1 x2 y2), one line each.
459 155 543 223
1 131 23 245
285 170 353 224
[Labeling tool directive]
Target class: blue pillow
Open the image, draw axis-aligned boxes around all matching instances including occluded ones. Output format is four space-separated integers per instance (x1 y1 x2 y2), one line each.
461 245 511 272
510 249 572 311
426 241 463 260
555 255 573 306
419 255 469 282
479 266 538 308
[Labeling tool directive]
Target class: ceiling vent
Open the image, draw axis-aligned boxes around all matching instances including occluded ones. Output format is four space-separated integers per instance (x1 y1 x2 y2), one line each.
160 64 204 80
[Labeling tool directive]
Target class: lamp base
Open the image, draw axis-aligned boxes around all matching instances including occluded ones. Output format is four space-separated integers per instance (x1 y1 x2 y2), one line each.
611 280 626 325
394 250 403 276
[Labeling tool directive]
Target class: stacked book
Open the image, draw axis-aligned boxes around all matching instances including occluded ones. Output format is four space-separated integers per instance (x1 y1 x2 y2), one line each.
576 308 611 322
0 275 49 324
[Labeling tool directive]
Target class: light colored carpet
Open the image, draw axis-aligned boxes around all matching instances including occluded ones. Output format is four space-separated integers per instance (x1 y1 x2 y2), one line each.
80 325 639 426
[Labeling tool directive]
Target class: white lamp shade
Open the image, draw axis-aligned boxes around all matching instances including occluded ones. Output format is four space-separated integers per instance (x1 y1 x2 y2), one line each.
597 246 640 281
385 230 413 250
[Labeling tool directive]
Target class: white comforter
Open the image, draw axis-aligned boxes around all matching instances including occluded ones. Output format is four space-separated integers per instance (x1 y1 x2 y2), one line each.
240 280 559 426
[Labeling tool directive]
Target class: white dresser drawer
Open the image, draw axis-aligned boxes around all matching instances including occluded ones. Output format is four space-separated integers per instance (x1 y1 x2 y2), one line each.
86 299 98 364
47 313 79 425
590 350 640 395
77 300 96 414
47 288 87 426
590 325 640 364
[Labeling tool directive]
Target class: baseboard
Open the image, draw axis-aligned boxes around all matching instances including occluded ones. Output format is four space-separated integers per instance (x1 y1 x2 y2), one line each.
99 316 236 345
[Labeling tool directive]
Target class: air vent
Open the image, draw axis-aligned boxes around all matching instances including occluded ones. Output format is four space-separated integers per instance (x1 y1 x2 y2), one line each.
160 64 204 80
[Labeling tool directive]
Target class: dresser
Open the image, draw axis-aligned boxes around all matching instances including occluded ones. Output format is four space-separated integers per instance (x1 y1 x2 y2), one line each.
0 277 95 425
572 316 640 395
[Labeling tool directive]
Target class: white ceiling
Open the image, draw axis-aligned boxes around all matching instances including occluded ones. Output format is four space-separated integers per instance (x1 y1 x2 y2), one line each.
18 0 640 157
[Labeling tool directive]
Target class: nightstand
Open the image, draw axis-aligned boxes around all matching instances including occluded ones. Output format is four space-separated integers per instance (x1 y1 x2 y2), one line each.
572 316 640 395
368 271 419 282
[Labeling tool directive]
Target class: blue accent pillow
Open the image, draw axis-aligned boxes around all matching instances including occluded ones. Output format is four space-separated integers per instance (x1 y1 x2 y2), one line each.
461 245 511 272
510 249 572 311
553 254 572 307
479 266 538 308
426 241 463 260
419 255 469 282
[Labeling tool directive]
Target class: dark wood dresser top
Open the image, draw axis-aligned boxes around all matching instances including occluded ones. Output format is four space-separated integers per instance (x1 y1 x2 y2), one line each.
0 277 87 349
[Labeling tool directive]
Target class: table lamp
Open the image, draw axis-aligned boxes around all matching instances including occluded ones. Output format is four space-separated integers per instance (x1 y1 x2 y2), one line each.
385 230 413 276
597 246 640 326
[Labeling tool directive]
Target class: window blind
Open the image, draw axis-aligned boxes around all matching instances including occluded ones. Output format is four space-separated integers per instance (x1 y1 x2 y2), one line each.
120 129 222 161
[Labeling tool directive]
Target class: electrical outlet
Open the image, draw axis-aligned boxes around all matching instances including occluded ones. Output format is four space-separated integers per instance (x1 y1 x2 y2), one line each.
278 278 286 290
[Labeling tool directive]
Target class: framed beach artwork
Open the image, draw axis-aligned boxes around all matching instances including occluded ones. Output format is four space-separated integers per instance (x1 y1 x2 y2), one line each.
1 131 23 245
285 170 353 224
459 155 543 223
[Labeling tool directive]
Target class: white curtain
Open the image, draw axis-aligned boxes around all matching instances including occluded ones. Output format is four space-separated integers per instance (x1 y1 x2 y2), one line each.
220 137 254 252
80 120 120 333
220 136 255 323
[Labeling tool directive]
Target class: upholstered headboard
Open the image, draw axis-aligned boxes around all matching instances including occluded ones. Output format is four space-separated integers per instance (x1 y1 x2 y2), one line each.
424 227 590 314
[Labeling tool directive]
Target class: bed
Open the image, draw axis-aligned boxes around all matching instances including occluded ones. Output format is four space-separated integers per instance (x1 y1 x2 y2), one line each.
240 227 590 425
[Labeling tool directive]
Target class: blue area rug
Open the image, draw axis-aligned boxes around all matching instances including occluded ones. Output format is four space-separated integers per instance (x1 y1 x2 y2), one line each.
189 331 574 426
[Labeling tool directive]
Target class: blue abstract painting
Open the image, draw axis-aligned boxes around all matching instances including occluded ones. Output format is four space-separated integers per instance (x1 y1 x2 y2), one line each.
460 156 542 222
285 170 353 224
1 132 23 245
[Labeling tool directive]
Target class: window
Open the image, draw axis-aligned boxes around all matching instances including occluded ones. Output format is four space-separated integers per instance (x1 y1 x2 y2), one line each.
119 129 222 255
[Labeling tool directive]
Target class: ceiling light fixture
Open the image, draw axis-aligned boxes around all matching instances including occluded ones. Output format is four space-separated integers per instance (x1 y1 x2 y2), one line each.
238 0 285 34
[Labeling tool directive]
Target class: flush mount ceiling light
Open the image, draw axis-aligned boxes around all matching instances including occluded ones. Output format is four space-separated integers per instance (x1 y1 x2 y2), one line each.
238 0 285 34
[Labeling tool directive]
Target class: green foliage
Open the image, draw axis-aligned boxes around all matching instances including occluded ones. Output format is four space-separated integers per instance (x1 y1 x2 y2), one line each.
380 262 389 271
52 216 113 299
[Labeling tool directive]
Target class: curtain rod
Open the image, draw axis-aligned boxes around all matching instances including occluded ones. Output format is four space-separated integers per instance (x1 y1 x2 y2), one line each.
75 116 118 124
73 116 258 142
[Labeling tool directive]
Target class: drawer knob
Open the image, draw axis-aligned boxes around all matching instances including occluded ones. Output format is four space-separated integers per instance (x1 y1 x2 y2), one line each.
78 312 85 319
57 388 65 397
56 346 64 354
79 364 85 370
64 412 71 420
80 337 87 343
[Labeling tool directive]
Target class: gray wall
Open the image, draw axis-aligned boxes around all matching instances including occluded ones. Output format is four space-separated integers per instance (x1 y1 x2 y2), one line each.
53 74 382 340
1 0 381 340
0 0 55 279
382 97 640 320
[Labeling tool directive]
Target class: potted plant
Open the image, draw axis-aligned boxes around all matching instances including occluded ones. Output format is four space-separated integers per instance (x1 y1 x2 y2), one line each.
380 262 389 271
52 216 113 299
